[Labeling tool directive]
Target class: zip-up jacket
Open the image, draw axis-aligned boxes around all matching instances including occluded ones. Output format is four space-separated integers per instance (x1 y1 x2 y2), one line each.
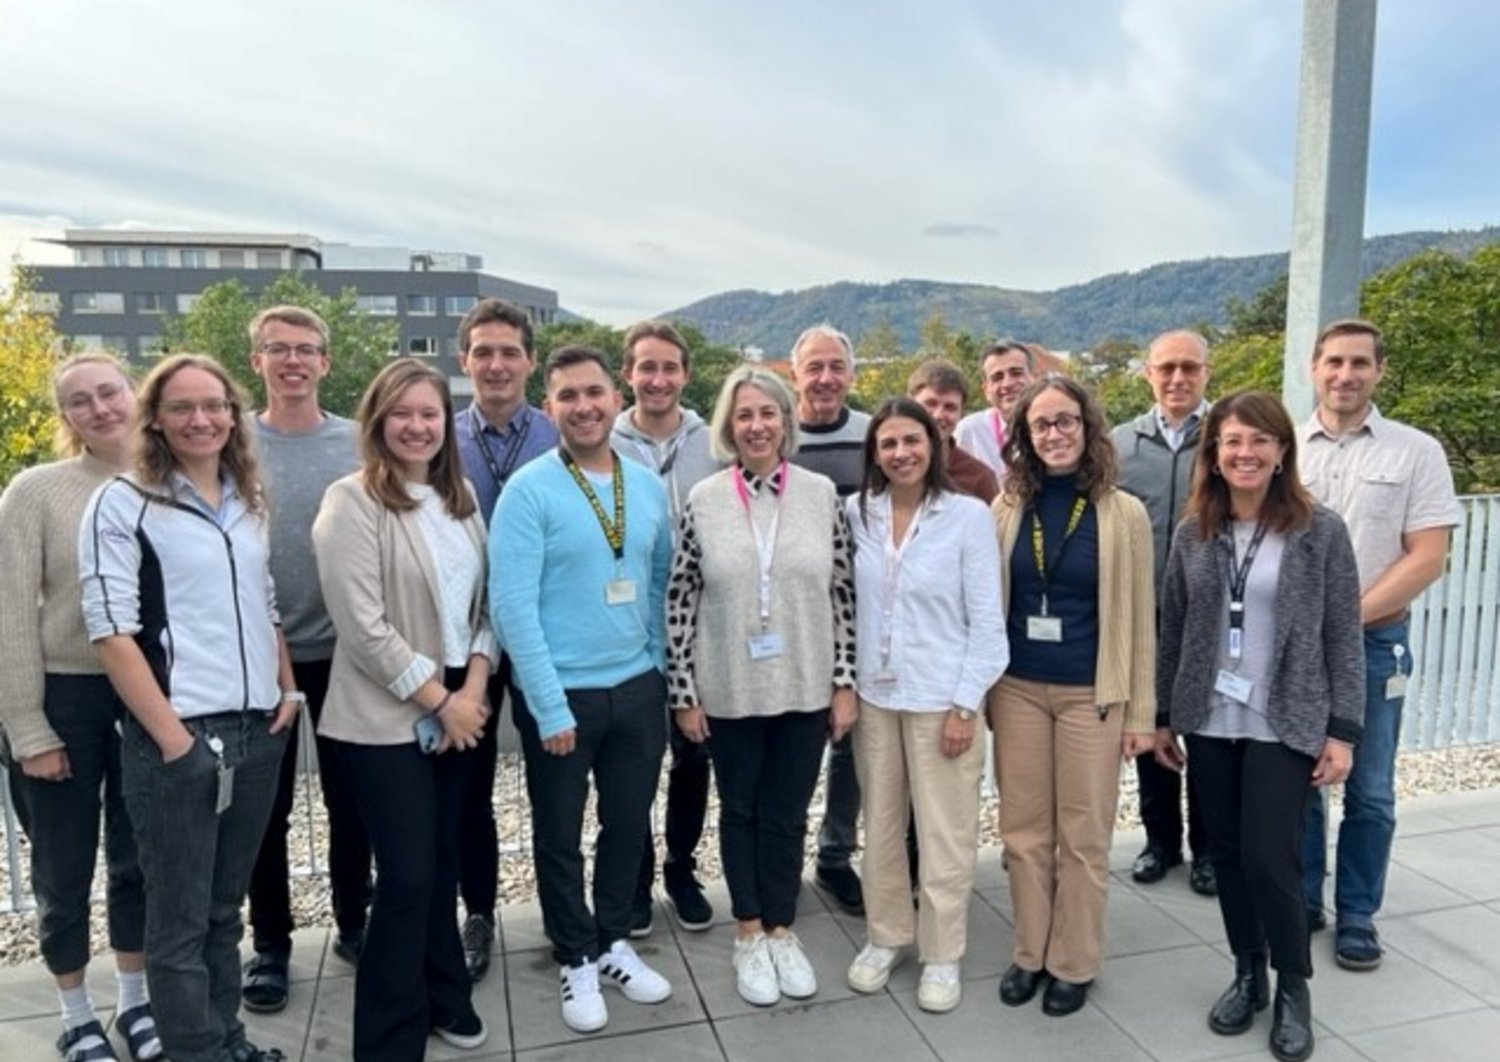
1112 408 1203 594
78 474 282 718
610 407 721 525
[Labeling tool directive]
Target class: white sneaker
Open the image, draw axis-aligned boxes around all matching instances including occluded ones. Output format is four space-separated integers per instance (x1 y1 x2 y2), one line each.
733 933 780 1006
559 961 608 1033
917 962 962 1013
598 939 672 1004
767 931 818 999
847 942 904 993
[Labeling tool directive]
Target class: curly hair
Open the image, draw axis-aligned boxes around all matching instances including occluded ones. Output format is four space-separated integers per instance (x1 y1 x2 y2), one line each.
1000 374 1117 507
132 354 264 513
356 359 475 519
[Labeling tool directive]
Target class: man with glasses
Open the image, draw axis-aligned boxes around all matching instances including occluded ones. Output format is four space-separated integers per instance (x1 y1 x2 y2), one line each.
1112 329 1216 897
243 306 372 1015
452 298 559 981
955 340 1035 481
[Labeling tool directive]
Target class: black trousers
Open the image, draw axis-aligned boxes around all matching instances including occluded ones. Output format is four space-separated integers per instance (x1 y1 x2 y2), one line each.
456 656 511 922
247 658 371 952
636 720 713 895
709 709 829 930
1134 748 1207 860
514 669 667 967
329 687 478 1062
1187 735 1315 978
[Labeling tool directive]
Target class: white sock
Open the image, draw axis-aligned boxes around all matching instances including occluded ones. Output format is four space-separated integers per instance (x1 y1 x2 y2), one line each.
58 984 103 1050
117 968 149 1012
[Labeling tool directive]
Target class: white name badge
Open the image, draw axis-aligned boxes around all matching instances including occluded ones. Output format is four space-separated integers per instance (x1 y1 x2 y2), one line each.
1385 673 1408 700
605 579 637 606
1027 615 1063 643
1214 669 1254 705
747 632 785 660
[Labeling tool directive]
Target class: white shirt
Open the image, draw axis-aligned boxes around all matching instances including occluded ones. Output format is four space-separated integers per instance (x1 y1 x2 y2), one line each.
846 490 1009 712
1155 400 1209 453
409 483 484 667
954 408 1008 482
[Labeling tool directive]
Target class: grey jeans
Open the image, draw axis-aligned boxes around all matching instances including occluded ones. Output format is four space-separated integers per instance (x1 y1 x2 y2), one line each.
121 711 286 1062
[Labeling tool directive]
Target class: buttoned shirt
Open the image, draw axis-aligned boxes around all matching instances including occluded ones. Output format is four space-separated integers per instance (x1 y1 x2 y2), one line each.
1155 400 1209 453
455 402 559 522
1298 405 1461 592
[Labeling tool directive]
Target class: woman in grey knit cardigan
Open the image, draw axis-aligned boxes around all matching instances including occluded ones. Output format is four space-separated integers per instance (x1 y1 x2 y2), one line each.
1155 390 1364 1062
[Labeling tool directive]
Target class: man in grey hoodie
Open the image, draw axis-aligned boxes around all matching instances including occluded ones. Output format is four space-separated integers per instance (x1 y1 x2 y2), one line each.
611 320 721 936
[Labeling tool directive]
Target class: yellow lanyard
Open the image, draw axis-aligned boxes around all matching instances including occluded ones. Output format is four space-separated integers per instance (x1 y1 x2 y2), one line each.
561 449 626 560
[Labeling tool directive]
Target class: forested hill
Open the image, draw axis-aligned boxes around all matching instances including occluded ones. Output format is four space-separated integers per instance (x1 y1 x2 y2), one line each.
662 227 1500 354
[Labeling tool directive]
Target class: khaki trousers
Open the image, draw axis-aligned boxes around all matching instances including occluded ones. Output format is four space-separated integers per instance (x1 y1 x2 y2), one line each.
992 676 1124 983
854 700 984 963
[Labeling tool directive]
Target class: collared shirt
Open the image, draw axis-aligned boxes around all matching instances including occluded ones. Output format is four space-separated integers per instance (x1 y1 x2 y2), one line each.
954 408 1008 481
455 402 559 522
1298 405 1461 592
1155 400 1209 453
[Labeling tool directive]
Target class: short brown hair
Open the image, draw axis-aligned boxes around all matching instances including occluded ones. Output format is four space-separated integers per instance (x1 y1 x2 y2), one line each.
1312 318 1384 363
906 357 968 402
355 359 475 519
981 340 1034 372
249 305 329 352
622 320 690 374
1185 390 1314 538
458 298 534 355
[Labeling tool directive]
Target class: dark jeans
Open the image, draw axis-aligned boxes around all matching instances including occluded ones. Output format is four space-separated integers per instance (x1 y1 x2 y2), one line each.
456 658 511 922
247 658 371 952
330 715 477 1062
637 719 713 894
8 674 144 975
121 710 287 1062
1134 749 1207 860
816 732 860 870
514 669 667 966
710 709 830 930
1188 735 1315 978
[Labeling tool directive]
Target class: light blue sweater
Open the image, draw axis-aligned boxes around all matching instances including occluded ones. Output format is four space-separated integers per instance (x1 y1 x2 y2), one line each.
489 449 672 739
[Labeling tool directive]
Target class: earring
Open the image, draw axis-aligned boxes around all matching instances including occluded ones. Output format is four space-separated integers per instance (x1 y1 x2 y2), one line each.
1274 462 1283 475
1211 466 1222 477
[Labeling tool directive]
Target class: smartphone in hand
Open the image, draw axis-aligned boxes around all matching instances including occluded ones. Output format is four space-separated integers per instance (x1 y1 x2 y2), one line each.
413 713 444 754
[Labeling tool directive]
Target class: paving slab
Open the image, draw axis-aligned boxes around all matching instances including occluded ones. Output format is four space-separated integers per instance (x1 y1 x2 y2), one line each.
1389 828 1500 902
1380 904 1500 1006
1346 1006 1500 1062
716 992 940 1062
675 911 859 1022
517 1021 726 1061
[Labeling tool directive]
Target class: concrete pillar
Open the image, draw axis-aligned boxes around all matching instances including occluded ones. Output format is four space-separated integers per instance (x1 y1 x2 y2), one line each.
1283 0 1378 418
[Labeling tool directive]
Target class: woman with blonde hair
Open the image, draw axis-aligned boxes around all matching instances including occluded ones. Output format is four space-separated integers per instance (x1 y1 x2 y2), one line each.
314 359 494 1060
79 354 300 1062
0 353 162 1062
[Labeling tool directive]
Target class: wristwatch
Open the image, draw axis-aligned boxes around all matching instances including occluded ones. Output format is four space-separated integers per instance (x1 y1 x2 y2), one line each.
953 707 977 722
281 690 308 708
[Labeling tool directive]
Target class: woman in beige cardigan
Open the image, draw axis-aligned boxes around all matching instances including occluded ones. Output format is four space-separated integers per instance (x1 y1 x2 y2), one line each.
313 360 495 1061
989 375 1156 1017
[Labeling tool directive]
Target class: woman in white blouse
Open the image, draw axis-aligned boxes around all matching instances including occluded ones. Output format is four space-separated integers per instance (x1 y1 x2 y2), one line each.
313 360 494 1061
844 398 1008 1013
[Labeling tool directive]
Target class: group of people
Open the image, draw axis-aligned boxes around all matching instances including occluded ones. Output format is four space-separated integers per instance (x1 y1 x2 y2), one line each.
0 299 1457 1062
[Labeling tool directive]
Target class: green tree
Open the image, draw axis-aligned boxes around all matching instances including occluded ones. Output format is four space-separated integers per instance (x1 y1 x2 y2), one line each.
1073 337 1151 428
162 274 395 417
854 319 905 364
0 266 64 485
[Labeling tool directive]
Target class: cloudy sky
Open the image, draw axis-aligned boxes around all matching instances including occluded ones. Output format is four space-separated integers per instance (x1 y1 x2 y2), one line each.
2 0 1495 324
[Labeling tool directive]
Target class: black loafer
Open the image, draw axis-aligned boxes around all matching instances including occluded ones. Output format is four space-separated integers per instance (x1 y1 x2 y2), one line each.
628 890 654 938
1131 845 1182 884
663 865 714 931
461 913 494 982
815 865 866 916
332 929 364 965
1189 857 1218 896
999 964 1047 1006
1041 977 1091 1017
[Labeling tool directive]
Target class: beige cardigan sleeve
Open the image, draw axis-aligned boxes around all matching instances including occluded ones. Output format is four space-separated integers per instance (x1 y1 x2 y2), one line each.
1114 492 1158 732
0 472 62 759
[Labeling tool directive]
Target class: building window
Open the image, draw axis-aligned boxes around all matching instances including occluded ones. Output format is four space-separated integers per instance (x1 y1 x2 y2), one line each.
142 248 169 268
71 334 103 350
387 339 401 357
136 292 167 314
29 292 61 313
443 336 460 357
220 249 245 268
176 293 200 313
408 294 437 315
101 335 130 354
295 252 318 269
138 335 167 357
256 251 281 269
408 337 437 357
358 295 399 316
73 292 125 314
102 247 130 267
445 295 476 316
181 249 207 269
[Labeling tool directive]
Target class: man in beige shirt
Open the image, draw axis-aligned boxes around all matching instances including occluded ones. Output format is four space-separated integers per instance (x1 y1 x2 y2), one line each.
1297 318 1461 972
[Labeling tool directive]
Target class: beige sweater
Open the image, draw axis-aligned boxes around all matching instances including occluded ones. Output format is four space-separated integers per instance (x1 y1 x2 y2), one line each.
0 454 116 759
989 487 1158 733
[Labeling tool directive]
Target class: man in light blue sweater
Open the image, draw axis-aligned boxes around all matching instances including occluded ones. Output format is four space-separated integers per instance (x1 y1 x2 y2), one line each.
490 346 675 1035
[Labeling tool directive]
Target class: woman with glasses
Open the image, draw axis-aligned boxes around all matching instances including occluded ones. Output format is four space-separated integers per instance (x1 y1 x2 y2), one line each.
990 375 1157 1017
80 354 299 1062
1156 391 1362 1062
313 359 494 1060
0 353 161 1062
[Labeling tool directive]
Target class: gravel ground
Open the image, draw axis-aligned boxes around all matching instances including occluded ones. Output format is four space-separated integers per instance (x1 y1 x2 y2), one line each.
2 743 1497 967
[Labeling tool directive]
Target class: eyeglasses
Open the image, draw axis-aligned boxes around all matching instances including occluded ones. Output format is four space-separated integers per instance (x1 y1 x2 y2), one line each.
63 382 128 414
1149 360 1205 378
1028 413 1082 437
258 342 325 360
160 399 234 419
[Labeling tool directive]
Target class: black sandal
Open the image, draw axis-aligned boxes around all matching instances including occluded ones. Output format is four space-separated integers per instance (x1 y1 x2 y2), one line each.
241 950 291 1013
113 1003 162 1062
57 1019 119 1061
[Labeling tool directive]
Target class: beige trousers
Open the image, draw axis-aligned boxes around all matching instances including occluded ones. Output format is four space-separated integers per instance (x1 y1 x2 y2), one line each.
853 700 985 963
992 675 1124 983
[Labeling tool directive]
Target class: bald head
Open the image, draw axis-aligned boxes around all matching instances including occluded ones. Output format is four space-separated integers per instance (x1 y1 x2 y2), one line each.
1144 330 1210 425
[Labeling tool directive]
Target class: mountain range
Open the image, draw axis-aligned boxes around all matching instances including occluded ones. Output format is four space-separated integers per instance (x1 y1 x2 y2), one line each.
660 226 1500 354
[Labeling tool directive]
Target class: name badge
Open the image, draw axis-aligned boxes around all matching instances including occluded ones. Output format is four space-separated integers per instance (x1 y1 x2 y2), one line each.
747 632 785 660
1027 615 1063 642
605 579 637 606
1385 673 1408 700
1214 669 1254 705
